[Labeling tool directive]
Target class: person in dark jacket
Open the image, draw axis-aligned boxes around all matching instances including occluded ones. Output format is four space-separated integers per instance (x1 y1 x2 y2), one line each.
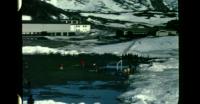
27 95 34 104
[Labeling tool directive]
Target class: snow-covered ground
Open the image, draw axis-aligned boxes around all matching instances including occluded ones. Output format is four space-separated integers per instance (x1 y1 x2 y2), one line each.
105 23 133 28
23 36 178 58
118 57 179 104
127 36 178 58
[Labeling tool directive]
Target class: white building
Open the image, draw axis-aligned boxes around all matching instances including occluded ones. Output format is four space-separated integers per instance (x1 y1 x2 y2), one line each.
156 30 177 36
156 30 169 36
70 25 91 33
22 24 71 36
63 19 91 33
22 22 91 36
168 30 177 35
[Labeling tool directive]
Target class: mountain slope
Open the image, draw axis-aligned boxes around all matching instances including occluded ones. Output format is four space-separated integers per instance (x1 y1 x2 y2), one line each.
22 0 84 22
42 0 178 12
22 0 178 27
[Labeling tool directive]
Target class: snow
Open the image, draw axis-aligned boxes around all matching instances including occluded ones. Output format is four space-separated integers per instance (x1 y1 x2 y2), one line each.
45 0 127 12
118 57 179 104
116 36 179 104
81 13 176 26
50 15 58 20
131 36 178 52
163 0 178 10
42 0 178 12
90 41 132 55
127 36 178 57
90 36 178 57
23 100 66 104
41 0 178 13
59 13 69 19
139 58 179 72
22 46 80 55
145 0 154 10
22 36 178 58
87 18 102 24
22 15 32 21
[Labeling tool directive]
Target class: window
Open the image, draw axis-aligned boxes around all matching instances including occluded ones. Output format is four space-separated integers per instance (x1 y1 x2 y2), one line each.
68 32 76 36
41 31 48 36
56 32 61 36
73 20 78 24
63 32 68 36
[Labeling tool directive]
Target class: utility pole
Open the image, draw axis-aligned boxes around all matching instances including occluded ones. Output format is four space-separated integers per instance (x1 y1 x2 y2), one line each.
117 55 123 72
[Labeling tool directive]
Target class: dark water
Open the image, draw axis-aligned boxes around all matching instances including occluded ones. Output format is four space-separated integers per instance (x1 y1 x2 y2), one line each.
22 54 148 104
23 81 128 104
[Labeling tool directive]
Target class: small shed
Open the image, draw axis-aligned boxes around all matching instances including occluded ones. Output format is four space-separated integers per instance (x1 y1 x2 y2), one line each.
168 30 177 35
156 30 177 36
156 30 169 36
123 27 150 38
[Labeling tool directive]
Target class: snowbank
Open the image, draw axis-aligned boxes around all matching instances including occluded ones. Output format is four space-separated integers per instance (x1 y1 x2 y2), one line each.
23 100 65 104
139 58 179 72
23 100 101 104
22 46 79 55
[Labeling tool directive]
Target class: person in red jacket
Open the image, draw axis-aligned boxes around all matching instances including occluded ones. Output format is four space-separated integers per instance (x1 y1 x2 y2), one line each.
80 59 85 70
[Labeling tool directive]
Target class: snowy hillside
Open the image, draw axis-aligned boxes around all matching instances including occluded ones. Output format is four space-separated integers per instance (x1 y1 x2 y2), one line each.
90 36 178 57
42 0 178 12
163 0 178 10
45 0 127 12
81 12 177 26
22 36 178 58
22 0 178 27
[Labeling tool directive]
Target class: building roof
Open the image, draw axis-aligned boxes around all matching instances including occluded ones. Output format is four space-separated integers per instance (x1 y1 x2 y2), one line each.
157 29 177 32
126 27 150 33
